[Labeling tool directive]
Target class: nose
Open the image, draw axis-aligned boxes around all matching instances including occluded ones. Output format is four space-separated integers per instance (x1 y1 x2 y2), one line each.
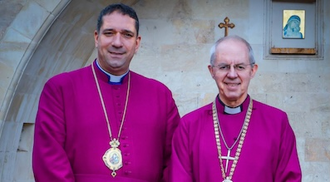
112 33 123 47
227 66 238 78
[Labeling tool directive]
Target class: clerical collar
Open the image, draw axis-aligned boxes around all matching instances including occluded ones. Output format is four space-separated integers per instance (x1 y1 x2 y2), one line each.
224 105 242 114
218 96 244 115
96 60 128 84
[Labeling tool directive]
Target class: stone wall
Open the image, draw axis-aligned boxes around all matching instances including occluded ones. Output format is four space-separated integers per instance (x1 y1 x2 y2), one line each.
0 1 71 181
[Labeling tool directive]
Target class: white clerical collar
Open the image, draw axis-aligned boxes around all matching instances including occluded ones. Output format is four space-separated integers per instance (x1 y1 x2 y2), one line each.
218 97 243 114
224 106 242 114
96 60 128 84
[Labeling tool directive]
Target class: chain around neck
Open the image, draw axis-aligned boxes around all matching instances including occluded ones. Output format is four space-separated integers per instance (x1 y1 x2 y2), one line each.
213 97 253 181
219 101 246 150
91 63 130 141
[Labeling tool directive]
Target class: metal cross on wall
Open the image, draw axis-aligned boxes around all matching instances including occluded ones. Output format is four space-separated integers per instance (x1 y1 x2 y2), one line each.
218 17 235 37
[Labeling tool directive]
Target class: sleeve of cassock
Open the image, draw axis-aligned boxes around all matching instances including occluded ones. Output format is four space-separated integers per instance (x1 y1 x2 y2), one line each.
162 89 181 182
275 113 302 182
169 117 193 182
32 78 75 182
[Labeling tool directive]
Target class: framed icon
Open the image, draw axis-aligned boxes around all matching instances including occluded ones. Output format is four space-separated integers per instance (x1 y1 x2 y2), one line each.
283 10 305 39
264 0 324 57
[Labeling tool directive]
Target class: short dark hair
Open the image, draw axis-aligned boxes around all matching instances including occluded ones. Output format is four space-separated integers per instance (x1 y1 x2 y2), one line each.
96 3 139 36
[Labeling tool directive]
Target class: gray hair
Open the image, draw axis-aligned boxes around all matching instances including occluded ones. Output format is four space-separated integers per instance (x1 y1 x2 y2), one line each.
209 35 256 65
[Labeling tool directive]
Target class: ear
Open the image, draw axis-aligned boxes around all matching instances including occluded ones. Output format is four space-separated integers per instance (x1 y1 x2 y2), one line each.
250 64 258 78
134 35 142 53
94 30 99 48
208 65 215 78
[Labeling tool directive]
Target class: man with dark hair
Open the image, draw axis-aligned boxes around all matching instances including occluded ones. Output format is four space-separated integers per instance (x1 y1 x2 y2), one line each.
33 3 180 182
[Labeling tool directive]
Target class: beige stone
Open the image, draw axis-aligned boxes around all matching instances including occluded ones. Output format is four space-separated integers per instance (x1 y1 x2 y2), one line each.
305 138 330 162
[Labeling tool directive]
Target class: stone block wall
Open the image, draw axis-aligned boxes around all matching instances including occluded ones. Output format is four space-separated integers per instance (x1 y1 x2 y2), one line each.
0 1 71 181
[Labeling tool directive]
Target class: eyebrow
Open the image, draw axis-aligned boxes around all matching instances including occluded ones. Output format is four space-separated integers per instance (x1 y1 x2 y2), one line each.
103 28 135 34
217 63 247 66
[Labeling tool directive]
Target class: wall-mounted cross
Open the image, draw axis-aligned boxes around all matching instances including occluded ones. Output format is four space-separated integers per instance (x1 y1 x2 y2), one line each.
218 17 235 37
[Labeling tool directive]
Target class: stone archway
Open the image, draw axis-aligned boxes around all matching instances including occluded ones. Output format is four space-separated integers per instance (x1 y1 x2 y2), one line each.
0 0 137 181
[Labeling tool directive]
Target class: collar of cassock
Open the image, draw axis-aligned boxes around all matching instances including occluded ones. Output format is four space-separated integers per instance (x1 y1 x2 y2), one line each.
96 60 128 85
217 95 250 115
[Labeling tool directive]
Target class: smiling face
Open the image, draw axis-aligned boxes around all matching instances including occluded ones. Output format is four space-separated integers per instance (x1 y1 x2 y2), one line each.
94 11 141 75
208 38 258 107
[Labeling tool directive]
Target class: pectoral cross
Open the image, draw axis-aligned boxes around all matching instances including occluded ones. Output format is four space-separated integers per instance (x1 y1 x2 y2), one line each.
218 17 235 37
221 149 235 173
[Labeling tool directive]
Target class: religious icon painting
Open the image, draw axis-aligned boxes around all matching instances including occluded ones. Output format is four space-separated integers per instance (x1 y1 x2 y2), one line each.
283 10 305 39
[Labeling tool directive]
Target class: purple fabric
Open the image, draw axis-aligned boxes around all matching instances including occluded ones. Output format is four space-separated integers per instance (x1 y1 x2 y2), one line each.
170 96 302 182
33 61 180 182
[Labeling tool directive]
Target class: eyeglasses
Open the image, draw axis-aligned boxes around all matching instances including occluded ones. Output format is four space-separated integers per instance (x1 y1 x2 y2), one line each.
212 63 253 72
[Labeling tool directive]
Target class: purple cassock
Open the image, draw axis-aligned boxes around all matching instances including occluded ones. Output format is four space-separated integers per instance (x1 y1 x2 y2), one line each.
33 60 180 182
170 95 302 182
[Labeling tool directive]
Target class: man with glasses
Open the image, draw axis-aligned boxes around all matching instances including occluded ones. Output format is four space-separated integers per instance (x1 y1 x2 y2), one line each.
170 35 301 182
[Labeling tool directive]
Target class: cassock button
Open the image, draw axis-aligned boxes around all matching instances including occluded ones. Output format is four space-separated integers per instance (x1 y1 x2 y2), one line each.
125 161 131 165
124 153 130 156
124 171 132 175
